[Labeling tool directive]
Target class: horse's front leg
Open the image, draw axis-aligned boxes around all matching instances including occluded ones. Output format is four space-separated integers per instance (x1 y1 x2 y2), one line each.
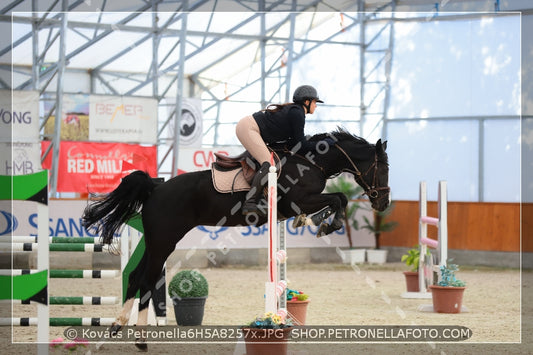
290 193 344 237
317 192 348 237
292 206 334 228
317 205 346 237
299 193 348 237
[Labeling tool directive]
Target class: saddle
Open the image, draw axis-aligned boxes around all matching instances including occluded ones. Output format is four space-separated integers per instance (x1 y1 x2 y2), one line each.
211 150 280 194
213 151 256 184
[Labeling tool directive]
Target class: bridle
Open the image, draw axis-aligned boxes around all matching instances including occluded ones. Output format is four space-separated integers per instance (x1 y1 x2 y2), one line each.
335 144 390 200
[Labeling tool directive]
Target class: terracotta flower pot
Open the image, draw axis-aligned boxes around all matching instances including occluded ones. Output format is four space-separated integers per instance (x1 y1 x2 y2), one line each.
242 327 292 355
286 299 310 325
403 271 419 292
429 285 466 313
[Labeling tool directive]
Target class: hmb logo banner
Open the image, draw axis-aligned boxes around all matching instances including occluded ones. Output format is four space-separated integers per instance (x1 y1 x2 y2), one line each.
0 142 42 176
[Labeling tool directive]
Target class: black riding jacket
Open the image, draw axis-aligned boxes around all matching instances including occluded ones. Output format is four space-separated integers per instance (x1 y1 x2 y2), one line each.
252 104 315 152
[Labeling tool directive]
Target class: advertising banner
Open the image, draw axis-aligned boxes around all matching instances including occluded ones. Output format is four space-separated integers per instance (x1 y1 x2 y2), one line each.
43 93 89 141
0 142 42 175
165 98 203 147
41 141 157 193
176 146 243 174
89 95 158 144
0 90 40 142
2 200 371 249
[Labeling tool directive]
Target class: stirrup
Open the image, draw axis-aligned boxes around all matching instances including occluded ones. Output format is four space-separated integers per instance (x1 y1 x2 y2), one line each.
242 200 258 215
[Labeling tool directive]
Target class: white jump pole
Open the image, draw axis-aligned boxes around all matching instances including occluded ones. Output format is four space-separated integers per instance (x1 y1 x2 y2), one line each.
265 154 287 318
402 180 448 299
265 155 278 314
437 180 448 271
418 181 430 297
37 202 49 354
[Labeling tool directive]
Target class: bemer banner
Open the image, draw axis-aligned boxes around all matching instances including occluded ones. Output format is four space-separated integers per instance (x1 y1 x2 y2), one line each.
89 95 158 144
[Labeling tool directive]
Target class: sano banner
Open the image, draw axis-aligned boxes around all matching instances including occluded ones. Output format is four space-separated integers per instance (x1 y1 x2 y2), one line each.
41 141 157 193
2 200 371 249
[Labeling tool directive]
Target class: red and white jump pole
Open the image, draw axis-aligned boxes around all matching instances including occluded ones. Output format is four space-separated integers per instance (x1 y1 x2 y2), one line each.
265 154 287 318
402 180 448 299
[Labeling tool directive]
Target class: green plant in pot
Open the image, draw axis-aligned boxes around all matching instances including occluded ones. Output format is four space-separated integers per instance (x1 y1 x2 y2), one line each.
325 176 365 249
401 245 430 292
429 261 466 313
168 269 208 325
325 176 366 264
361 202 398 250
361 202 397 264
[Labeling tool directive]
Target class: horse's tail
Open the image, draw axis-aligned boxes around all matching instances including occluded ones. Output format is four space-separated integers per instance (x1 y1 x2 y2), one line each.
82 170 155 244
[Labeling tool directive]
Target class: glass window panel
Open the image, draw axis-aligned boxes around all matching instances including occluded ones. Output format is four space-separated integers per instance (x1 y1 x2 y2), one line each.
521 118 533 203
389 15 520 119
387 119 479 201
483 119 520 202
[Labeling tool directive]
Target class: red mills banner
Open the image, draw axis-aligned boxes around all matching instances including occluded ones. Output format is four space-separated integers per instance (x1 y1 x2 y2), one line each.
41 141 157 193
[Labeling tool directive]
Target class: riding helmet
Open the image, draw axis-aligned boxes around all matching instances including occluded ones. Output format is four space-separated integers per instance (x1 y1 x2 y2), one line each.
292 85 324 104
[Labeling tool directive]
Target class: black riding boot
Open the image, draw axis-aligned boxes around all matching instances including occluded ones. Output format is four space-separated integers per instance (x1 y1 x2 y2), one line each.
242 162 271 215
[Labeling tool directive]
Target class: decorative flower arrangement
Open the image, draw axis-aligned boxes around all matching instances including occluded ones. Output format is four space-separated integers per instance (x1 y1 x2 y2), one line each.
286 289 309 302
50 337 89 352
246 312 292 329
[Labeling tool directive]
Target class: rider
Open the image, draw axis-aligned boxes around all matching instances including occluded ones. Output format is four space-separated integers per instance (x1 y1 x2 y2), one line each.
235 84 324 215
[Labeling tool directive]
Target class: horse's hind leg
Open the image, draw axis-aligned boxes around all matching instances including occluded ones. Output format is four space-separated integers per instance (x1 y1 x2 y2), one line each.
132 256 169 351
107 252 148 337
134 230 184 350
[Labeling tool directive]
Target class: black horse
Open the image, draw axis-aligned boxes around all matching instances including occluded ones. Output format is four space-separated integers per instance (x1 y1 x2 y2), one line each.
82 128 390 347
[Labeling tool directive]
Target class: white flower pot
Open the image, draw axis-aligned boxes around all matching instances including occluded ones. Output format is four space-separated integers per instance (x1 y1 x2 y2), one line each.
366 249 388 264
340 249 366 265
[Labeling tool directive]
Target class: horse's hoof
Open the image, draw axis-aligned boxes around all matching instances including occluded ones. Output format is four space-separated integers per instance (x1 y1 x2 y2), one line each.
292 214 307 228
109 322 122 337
135 338 148 352
317 223 329 238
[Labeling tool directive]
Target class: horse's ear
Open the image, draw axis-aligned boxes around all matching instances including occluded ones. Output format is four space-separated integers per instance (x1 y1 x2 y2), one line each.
376 139 387 152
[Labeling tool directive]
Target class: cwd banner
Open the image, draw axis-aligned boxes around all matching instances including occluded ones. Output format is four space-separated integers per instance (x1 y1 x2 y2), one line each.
89 95 158 144
175 146 243 174
41 141 157 193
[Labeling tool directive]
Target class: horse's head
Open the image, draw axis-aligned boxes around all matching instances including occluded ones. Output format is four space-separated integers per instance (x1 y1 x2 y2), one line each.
330 130 390 212
366 139 390 212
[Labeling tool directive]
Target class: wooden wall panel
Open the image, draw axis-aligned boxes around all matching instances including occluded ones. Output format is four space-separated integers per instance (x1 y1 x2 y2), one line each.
524 203 533 252
380 201 525 252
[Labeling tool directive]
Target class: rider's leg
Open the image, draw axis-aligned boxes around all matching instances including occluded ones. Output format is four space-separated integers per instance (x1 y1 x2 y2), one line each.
236 116 272 215
241 161 270 214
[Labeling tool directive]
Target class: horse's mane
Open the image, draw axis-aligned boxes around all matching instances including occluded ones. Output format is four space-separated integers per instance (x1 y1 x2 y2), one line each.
309 127 388 164
308 127 370 146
